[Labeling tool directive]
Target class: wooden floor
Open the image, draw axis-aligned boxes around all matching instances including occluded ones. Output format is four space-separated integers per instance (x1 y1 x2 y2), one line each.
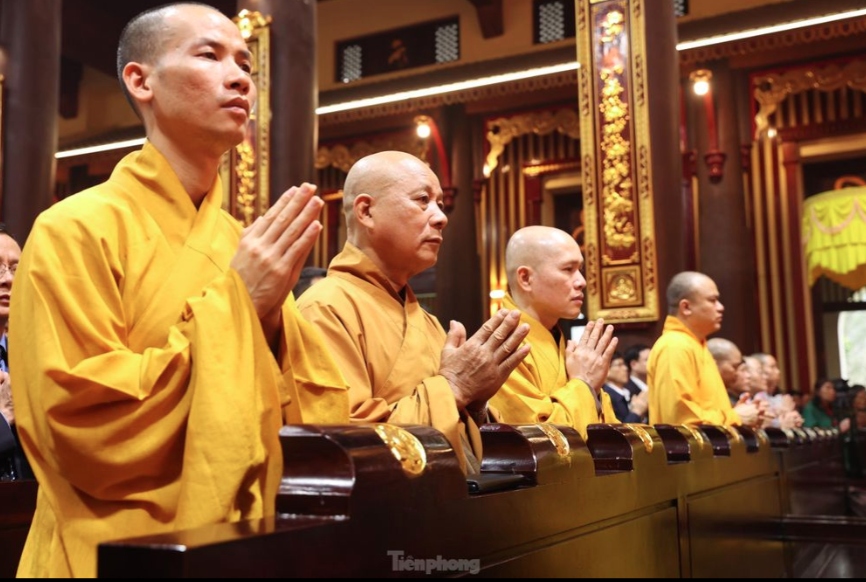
796 543 866 578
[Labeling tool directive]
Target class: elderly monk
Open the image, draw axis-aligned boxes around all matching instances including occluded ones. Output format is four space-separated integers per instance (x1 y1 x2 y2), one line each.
298 150 531 474
489 226 618 440
10 4 348 577
647 272 759 427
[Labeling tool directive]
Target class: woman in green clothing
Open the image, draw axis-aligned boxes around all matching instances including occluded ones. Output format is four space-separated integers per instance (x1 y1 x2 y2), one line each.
802 378 851 431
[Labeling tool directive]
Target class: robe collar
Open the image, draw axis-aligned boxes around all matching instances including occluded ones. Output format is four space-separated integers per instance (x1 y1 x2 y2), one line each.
329 242 417 305
109 141 224 251
661 315 706 347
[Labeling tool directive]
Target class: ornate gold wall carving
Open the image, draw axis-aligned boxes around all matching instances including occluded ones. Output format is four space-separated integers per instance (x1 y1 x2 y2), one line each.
480 110 582 314
753 58 866 138
220 10 271 226
485 108 580 174
315 137 429 174
577 0 659 323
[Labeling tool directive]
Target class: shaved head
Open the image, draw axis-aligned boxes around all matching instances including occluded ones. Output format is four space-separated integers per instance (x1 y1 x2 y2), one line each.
117 2 219 117
504 225 586 329
505 226 577 291
666 271 712 314
343 151 434 238
341 150 447 288
707 337 739 364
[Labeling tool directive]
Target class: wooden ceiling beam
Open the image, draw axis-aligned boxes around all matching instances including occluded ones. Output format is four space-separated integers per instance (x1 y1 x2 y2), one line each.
467 0 504 39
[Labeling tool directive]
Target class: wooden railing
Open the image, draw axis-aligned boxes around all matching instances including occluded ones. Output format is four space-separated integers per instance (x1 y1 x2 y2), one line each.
2 424 864 578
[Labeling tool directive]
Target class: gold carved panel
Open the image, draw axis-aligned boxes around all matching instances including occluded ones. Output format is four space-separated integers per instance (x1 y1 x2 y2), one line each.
577 0 659 324
220 10 272 226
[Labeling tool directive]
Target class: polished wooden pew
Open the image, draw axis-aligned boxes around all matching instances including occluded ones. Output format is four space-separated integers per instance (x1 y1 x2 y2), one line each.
5 425 862 578
95 423 793 578
0 479 37 578
767 427 866 577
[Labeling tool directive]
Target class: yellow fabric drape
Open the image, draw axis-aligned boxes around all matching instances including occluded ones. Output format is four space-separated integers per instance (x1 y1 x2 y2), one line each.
802 186 866 290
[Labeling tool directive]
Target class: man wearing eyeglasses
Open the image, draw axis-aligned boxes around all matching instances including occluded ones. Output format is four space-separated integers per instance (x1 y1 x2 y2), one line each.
0 225 33 482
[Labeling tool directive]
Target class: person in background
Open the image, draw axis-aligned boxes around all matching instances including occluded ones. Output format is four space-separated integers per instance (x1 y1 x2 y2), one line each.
292 265 327 298
10 4 349 577
850 384 866 430
743 354 805 429
0 224 33 482
623 343 651 399
707 337 752 408
602 351 649 424
647 271 760 428
753 352 782 396
488 225 618 441
298 150 531 475
802 378 850 432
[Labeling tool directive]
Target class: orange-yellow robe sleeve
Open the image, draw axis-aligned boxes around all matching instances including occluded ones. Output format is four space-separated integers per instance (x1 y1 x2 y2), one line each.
10 144 348 578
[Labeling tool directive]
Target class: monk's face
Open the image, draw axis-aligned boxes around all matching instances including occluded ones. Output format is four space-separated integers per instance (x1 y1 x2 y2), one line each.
370 157 447 281
146 5 256 155
527 232 586 326
716 348 745 391
684 276 724 338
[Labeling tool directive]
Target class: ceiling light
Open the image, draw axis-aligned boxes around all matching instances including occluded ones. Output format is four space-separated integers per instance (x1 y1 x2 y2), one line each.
316 62 581 115
676 8 866 51
55 138 146 159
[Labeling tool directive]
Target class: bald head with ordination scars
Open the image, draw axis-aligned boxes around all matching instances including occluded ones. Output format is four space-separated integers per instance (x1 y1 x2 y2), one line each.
342 150 448 290
505 225 586 329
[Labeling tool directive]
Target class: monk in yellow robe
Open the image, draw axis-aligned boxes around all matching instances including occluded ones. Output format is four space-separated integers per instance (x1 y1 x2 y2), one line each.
10 4 347 578
490 226 619 441
647 271 759 427
298 150 531 475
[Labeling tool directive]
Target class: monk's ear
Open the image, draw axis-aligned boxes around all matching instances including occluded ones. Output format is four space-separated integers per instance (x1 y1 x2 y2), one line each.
123 62 153 106
354 193 374 228
679 298 691 316
515 266 533 292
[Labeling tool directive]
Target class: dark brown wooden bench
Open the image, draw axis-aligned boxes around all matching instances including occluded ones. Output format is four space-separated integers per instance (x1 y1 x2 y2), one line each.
5 425 864 578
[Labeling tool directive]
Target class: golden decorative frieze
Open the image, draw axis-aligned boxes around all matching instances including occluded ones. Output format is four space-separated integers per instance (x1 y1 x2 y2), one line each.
316 138 429 173
681 17 866 67
485 108 580 174
753 59 866 138
320 70 578 127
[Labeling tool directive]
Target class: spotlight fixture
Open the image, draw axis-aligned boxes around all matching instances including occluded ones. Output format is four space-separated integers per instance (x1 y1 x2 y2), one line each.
690 69 712 96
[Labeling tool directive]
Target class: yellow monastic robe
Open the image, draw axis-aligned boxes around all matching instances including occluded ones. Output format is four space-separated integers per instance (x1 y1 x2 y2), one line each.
9 142 348 578
489 295 617 441
297 242 482 474
647 316 741 426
